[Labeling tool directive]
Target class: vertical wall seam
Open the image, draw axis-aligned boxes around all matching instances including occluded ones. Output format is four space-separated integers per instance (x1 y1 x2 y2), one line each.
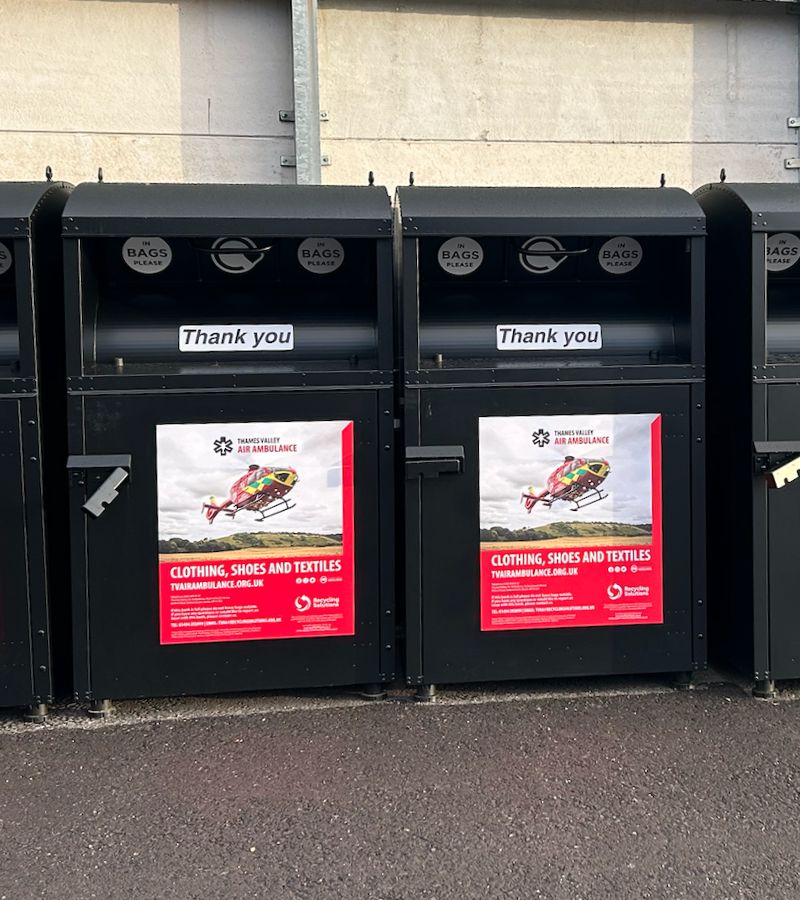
291 0 322 184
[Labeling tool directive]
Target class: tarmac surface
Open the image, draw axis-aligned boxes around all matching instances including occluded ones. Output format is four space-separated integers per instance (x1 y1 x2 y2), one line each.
1 677 799 899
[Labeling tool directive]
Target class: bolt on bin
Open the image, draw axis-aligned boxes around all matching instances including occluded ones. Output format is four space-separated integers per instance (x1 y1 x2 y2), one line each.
0 180 72 721
695 182 800 698
397 187 707 698
62 183 395 715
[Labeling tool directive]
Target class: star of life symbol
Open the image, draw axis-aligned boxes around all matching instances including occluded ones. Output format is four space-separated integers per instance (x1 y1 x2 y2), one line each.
531 429 551 448
213 436 233 456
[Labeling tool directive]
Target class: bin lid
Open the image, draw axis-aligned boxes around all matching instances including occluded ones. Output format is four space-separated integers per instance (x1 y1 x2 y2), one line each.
63 183 392 238
0 181 72 236
396 187 705 237
694 183 800 233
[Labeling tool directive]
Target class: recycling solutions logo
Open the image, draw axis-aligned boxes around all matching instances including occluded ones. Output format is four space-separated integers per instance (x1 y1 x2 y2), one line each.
607 583 623 601
213 436 233 456
531 429 551 448
294 595 312 612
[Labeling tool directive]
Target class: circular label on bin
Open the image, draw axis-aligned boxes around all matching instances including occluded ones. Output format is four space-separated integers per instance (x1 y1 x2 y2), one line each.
297 238 345 273
437 237 484 275
519 236 567 275
211 236 265 274
122 237 172 274
0 242 12 276
598 237 643 275
767 232 800 273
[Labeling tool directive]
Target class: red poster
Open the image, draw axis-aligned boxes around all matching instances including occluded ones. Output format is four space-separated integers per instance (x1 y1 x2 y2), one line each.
479 414 663 631
157 420 355 644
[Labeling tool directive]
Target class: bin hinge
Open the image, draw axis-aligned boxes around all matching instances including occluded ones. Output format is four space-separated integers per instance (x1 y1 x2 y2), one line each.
753 442 800 488
67 454 132 517
405 445 465 478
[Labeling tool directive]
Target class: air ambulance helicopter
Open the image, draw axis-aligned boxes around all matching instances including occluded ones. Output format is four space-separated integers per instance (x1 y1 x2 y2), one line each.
521 455 611 513
203 463 298 523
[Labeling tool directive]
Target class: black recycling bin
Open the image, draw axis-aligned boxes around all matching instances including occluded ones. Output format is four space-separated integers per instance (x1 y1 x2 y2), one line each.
63 183 395 712
0 180 71 720
696 182 800 697
398 187 707 696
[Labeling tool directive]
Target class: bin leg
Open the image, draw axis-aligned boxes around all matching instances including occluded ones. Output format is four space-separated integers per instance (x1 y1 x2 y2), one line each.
88 699 113 719
24 703 48 724
359 683 387 701
415 684 436 702
753 678 776 700
673 671 694 691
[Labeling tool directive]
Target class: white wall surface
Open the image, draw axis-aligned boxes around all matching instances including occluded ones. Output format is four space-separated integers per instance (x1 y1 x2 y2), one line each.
0 0 797 189
0 0 295 184
318 0 800 189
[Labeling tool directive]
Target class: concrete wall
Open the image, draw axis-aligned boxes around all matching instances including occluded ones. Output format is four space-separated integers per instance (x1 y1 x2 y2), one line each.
0 0 797 189
318 0 800 188
0 0 295 184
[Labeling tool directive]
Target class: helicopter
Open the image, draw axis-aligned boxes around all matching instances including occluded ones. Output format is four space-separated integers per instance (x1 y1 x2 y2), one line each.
521 455 611 513
203 463 299 523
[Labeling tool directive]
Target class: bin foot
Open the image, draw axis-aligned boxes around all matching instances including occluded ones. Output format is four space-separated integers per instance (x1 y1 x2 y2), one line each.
24 703 48 724
415 684 436 702
359 683 387 701
88 699 113 719
754 678 776 700
673 671 694 691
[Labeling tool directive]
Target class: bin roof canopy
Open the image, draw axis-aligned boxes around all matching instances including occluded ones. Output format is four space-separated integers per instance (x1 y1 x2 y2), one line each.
0 181 71 235
63 183 392 238
396 186 705 237
694 182 800 233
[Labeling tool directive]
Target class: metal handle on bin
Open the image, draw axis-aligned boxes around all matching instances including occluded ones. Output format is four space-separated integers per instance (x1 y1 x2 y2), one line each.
753 442 800 488
516 246 589 258
67 454 132 517
406 446 465 479
194 244 273 255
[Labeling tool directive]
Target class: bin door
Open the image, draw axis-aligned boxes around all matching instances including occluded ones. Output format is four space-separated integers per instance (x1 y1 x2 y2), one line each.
70 390 387 699
408 384 696 684
765 384 800 680
0 399 41 706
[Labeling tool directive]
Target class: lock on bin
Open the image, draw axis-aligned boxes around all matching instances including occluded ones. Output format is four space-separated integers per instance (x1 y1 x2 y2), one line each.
62 183 395 711
398 187 707 697
697 182 800 697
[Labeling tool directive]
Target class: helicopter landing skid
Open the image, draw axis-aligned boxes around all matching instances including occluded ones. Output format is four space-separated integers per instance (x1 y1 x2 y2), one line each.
569 489 609 512
253 498 296 522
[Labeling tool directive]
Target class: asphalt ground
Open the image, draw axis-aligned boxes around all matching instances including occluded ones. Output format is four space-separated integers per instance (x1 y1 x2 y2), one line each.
1 676 799 900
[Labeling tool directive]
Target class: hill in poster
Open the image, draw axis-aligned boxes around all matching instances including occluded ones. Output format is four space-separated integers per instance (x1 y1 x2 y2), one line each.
159 531 343 555
480 522 652 543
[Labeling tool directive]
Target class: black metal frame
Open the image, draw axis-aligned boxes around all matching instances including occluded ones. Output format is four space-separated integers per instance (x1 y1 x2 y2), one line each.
63 183 396 704
694 183 800 695
0 181 72 719
399 186 708 691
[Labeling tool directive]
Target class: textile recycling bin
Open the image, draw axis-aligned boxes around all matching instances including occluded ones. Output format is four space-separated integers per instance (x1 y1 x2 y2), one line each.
696 182 800 697
63 183 395 712
0 180 71 721
398 187 707 696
